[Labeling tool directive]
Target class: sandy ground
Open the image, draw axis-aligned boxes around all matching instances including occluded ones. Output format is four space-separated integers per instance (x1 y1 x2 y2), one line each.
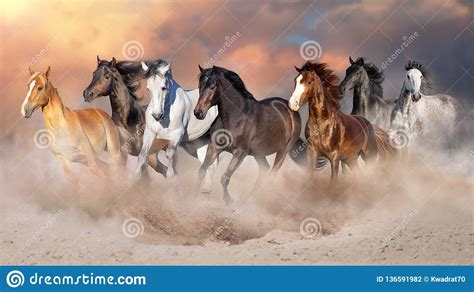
0 135 473 265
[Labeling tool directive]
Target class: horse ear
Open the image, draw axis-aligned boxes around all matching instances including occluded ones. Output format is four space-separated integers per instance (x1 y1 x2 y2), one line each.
405 60 411 70
110 57 116 68
28 66 34 75
158 63 171 75
198 64 203 72
141 61 149 72
97 55 101 65
45 66 51 79
356 58 364 65
349 56 354 64
294 66 301 73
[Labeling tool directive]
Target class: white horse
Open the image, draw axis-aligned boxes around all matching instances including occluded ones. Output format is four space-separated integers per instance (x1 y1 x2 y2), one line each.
137 60 218 193
390 60 459 148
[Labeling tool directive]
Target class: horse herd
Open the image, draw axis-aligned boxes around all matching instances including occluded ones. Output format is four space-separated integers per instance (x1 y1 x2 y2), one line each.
20 56 460 205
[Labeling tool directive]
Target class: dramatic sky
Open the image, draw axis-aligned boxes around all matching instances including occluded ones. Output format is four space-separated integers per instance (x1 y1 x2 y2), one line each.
1 0 472 137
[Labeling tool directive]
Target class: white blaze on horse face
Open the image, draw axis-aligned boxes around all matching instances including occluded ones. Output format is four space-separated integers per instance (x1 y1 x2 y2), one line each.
289 74 305 111
21 80 36 117
147 75 167 117
405 69 423 96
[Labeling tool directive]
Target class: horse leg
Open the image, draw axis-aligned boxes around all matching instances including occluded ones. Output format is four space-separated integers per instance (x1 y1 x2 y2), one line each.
344 156 359 173
80 138 105 178
197 144 217 195
306 143 319 178
136 127 155 180
56 155 79 187
244 155 270 202
165 139 181 179
146 154 167 177
329 153 340 181
196 143 220 195
221 151 246 206
270 150 287 174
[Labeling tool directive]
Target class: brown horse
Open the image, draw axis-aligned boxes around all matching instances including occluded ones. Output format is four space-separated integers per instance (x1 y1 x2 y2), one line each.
21 66 124 186
288 61 396 180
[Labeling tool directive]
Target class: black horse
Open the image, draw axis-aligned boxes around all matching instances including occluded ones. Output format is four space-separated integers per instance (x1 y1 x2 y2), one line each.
194 65 303 205
339 57 396 130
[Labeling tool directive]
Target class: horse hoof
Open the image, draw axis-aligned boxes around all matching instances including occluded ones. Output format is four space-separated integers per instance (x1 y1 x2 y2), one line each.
223 196 234 206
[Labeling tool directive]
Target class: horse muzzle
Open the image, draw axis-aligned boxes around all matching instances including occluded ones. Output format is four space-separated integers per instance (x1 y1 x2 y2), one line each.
83 90 96 103
411 93 421 102
22 105 34 118
194 108 207 120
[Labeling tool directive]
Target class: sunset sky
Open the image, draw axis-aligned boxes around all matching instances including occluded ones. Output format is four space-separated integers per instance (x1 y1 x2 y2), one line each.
1 0 472 139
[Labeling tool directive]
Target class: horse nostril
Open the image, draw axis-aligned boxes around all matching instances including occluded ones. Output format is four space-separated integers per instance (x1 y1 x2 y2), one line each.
194 110 203 119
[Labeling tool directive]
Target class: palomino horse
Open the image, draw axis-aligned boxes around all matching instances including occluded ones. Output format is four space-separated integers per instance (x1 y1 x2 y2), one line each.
21 66 123 186
339 57 396 130
390 60 460 147
83 56 169 177
194 65 302 205
137 60 218 192
288 61 396 180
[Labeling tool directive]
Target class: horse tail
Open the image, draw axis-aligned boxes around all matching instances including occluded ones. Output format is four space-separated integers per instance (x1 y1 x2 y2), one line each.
374 127 397 159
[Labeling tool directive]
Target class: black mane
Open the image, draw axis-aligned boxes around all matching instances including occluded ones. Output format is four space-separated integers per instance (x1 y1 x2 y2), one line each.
202 66 256 100
405 60 434 94
99 60 146 101
357 57 385 101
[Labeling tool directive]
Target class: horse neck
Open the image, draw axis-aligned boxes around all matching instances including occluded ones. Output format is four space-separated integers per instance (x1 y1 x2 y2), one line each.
42 83 66 129
308 84 335 125
217 78 256 126
352 73 370 116
109 73 136 126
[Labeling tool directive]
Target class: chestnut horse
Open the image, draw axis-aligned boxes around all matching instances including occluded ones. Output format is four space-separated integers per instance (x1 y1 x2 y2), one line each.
288 61 396 180
21 66 123 186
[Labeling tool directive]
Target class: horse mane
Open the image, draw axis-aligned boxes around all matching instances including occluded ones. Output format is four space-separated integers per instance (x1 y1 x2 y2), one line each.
145 59 171 78
211 66 256 100
300 61 342 110
357 57 385 101
99 60 144 101
405 60 434 94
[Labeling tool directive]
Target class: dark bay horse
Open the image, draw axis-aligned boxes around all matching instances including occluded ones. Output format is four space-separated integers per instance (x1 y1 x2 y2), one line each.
194 65 302 205
289 61 396 180
339 57 396 130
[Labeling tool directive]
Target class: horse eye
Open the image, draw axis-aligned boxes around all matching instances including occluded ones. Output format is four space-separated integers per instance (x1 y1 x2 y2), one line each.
105 75 110 79
37 86 43 90
407 75 410 79
210 85 216 89
420 75 423 79
161 87 166 91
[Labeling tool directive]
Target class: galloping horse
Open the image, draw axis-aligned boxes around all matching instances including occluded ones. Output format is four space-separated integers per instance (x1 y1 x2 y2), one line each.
83 56 168 177
288 61 396 180
339 57 396 130
194 65 302 205
390 60 460 146
21 66 123 186
137 60 218 192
